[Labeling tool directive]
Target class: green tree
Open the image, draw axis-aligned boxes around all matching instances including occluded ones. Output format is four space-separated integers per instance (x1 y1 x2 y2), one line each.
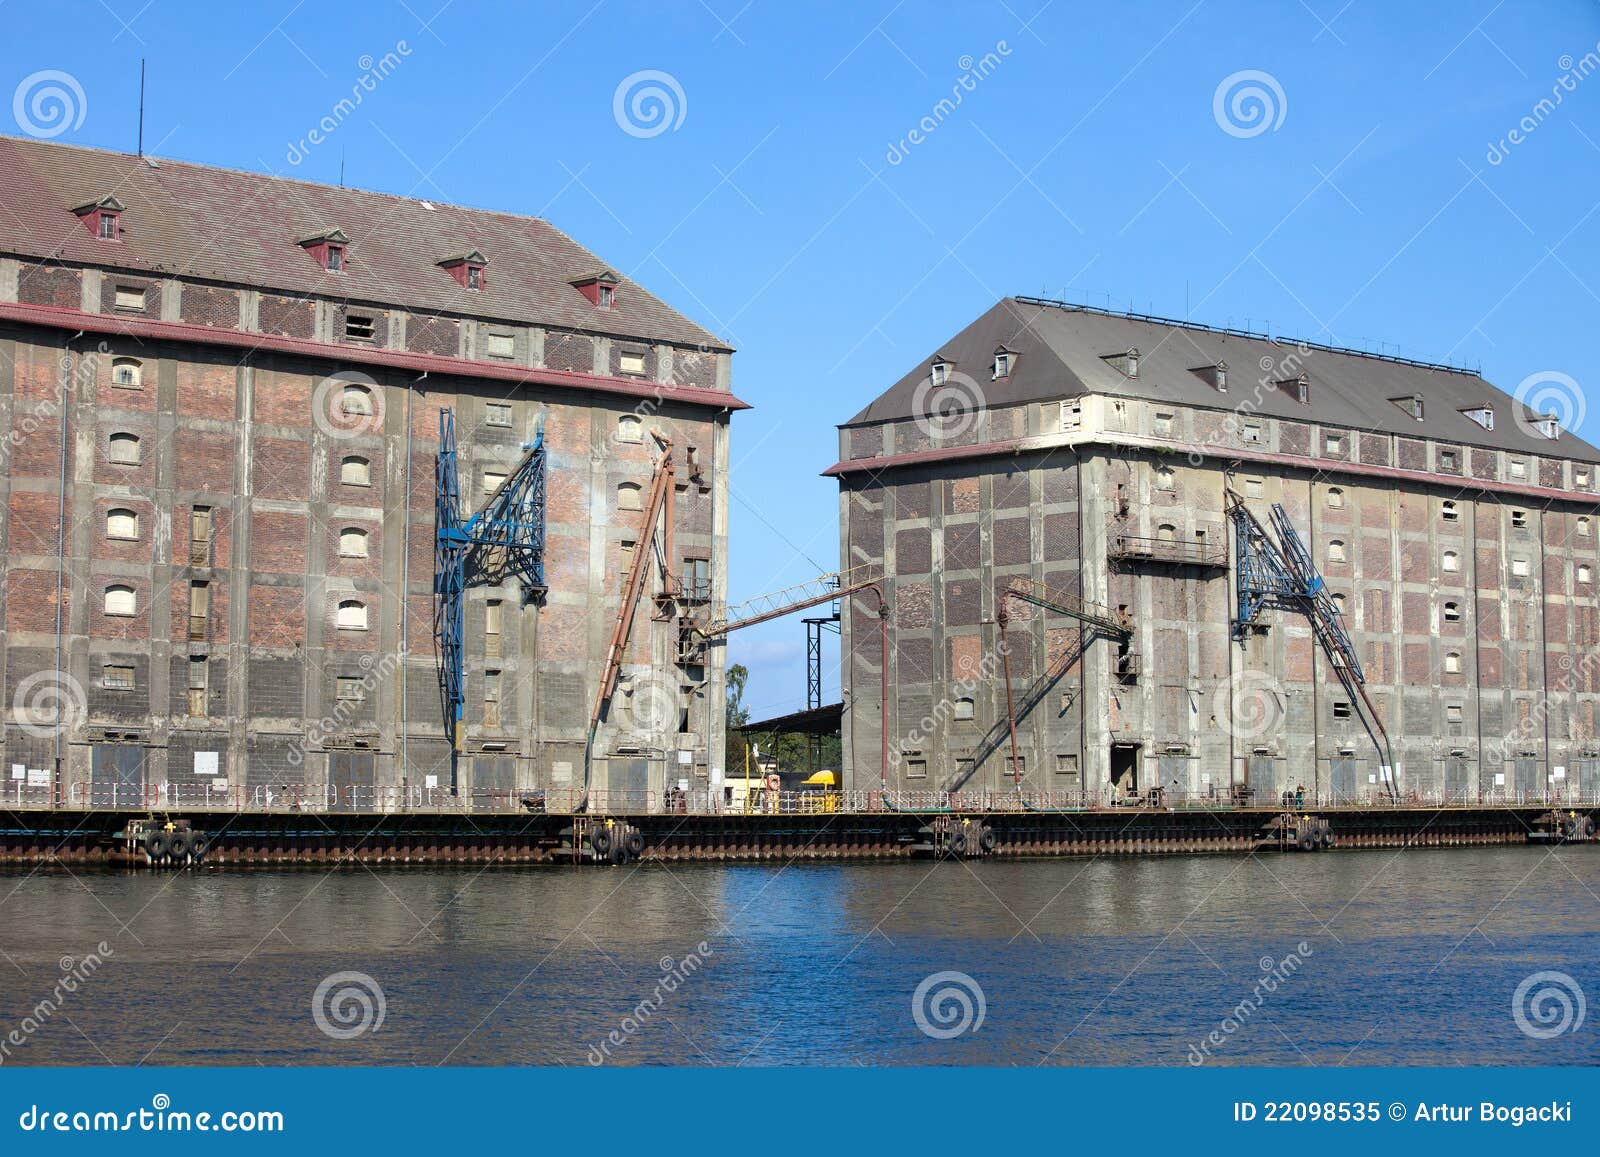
724 663 749 776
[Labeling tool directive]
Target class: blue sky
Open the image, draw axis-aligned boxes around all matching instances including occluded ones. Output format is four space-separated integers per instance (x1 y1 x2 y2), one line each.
11 0 1600 720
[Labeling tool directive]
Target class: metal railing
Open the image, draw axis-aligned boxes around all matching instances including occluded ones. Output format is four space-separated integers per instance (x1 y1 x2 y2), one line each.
16 782 1600 816
1108 534 1228 568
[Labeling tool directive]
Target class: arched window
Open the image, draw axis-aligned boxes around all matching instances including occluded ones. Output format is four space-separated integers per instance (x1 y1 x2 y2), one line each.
617 481 643 511
339 528 369 558
340 384 374 416
1154 466 1175 491
1442 601 1462 623
111 357 142 388
1327 487 1344 508
1442 550 1459 573
1580 564 1593 585
108 431 141 465
1441 500 1459 523
954 697 975 721
1579 516 1592 538
336 600 368 630
1328 539 1346 563
104 584 136 616
106 508 139 540
340 456 370 486
1156 523 1176 542
617 414 642 444
1444 651 1462 673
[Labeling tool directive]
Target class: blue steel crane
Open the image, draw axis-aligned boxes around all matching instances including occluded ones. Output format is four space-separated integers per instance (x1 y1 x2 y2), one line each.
434 408 547 777
1226 489 1399 802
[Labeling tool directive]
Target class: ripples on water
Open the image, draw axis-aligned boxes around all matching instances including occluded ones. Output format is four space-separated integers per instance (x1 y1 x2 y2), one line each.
0 847 1596 1066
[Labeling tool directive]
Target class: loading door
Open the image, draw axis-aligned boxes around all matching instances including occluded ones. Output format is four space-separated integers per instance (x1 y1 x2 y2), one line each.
329 752 376 812
1110 744 1139 795
1158 754 1189 801
473 755 515 811
1443 756 1471 804
1514 758 1540 800
91 745 145 808
1330 756 1358 804
1246 755 1276 806
1574 759 1600 801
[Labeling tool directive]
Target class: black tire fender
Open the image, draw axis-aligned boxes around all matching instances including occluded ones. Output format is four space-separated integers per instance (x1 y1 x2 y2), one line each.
949 829 968 856
625 829 645 857
590 828 612 856
146 832 169 859
979 825 997 853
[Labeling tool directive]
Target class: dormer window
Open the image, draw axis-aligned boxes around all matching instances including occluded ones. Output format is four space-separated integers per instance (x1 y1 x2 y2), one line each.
572 271 620 309
1190 362 1227 392
439 250 488 291
1461 405 1495 431
992 348 1015 379
1532 414 1561 440
1391 394 1424 421
930 359 951 385
1103 348 1139 378
1277 375 1310 404
299 229 350 272
72 196 125 241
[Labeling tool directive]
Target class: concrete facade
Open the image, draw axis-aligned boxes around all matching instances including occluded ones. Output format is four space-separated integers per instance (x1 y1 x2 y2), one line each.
0 143 738 811
831 302 1600 805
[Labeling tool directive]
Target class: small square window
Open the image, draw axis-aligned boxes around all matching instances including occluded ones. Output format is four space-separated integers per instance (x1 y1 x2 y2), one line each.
1324 434 1343 454
485 333 515 359
1579 565 1593 584
336 676 364 701
114 286 145 311
1332 701 1351 719
1244 478 1263 497
1511 557 1530 577
1445 704 1463 723
1438 449 1457 471
954 697 975 721
1509 459 1527 479
1153 412 1173 435
1511 510 1528 528
482 470 507 495
103 664 134 690
1441 501 1459 522
485 403 512 428
1576 468 1591 488
1443 601 1462 622
1444 651 1461 673
1241 421 1262 443
619 350 647 376
905 758 928 779
344 314 375 341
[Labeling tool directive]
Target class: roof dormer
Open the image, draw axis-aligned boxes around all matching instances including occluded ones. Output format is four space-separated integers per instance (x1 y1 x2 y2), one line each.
992 345 1016 380
299 229 350 272
572 270 619 309
930 356 952 385
1102 347 1139 379
1460 404 1495 431
1389 393 1425 421
72 195 125 241
1276 374 1310 404
1190 361 1227 392
439 249 488 291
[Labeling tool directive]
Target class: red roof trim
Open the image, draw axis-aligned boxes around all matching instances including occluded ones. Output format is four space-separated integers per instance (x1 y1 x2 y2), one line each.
0 301 749 412
824 432 1594 505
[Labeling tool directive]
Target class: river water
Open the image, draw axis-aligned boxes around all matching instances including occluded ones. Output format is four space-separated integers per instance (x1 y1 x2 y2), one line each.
0 846 1596 1066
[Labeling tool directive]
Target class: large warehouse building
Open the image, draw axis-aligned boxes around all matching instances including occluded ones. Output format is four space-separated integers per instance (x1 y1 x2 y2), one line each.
0 136 739 809
829 296 1600 805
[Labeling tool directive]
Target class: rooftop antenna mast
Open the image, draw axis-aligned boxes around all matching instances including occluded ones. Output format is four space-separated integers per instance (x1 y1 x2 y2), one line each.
136 59 145 157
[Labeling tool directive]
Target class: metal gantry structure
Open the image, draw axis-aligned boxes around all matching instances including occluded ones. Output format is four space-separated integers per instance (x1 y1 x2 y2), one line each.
434 408 548 766
1225 489 1399 802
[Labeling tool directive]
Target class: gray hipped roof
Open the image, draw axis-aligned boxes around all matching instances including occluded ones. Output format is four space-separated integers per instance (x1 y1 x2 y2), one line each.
845 297 1600 464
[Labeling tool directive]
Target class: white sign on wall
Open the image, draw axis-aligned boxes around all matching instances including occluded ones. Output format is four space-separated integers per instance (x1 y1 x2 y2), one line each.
26 769 49 787
1494 773 1506 786
9 764 23 781
194 751 219 776
1553 766 1567 780
425 774 439 789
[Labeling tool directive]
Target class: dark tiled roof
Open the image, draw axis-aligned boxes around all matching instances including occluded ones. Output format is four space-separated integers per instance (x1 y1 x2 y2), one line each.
0 135 729 351
845 297 1600 463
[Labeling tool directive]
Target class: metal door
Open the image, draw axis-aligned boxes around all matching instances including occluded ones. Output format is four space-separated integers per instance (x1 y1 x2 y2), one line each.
1246 755 1276 806
91 745 144 808
472 755 515 811
1443 757 1470 804
1514 758 1540 800
1158 755 1189 802
329 752 376 812
1330 756 1358 804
